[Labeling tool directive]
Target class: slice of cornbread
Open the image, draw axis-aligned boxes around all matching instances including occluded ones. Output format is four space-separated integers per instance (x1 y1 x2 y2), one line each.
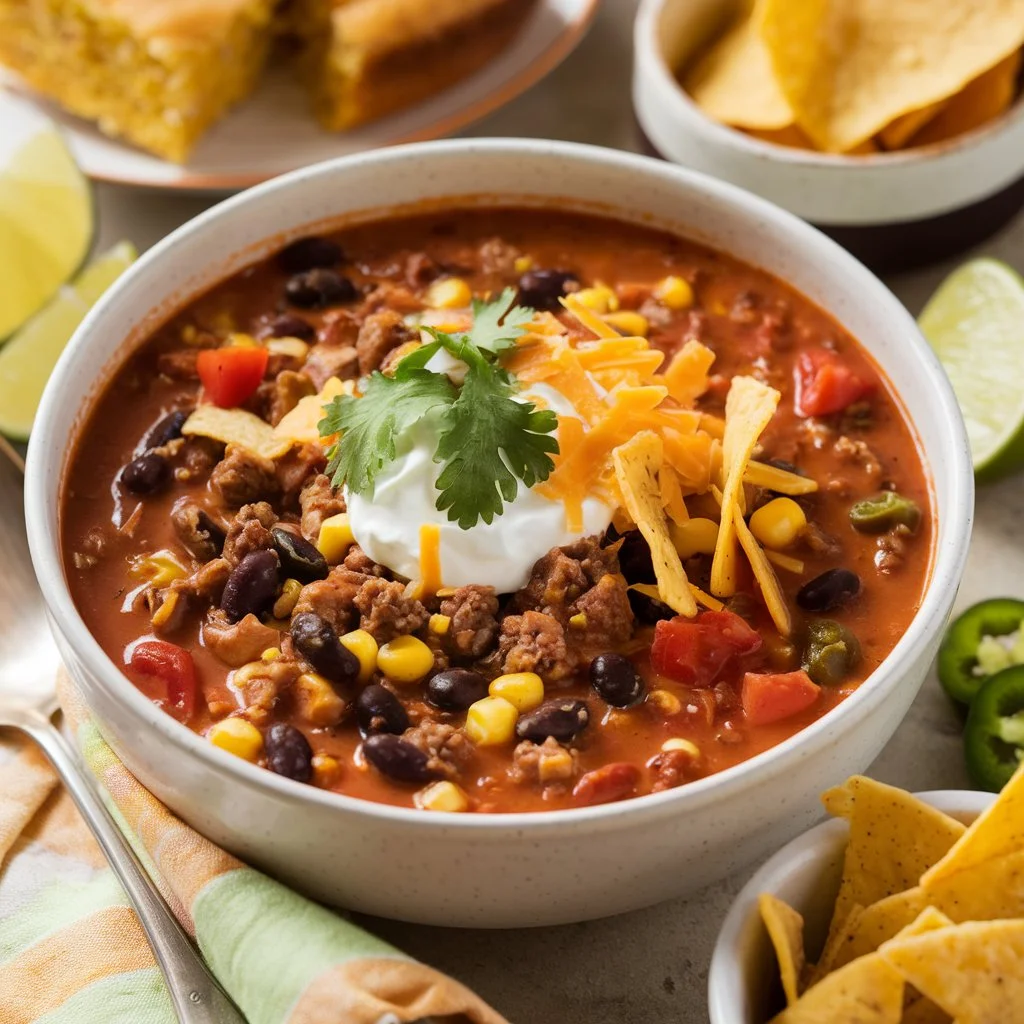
305 0 537 132
0 0 276 162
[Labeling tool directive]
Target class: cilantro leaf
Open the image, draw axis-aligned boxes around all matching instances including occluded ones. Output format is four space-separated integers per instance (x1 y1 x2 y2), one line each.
320 369 456 496
433 353 559 529
468 287 535 356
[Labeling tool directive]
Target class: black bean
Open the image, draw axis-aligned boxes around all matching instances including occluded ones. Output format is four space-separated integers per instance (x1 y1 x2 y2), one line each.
277 236 345 274
139 409 190 452
796 569 861 613
617 530 656 585
626 588 675 625
265 723 313 783
517 269 579 310
271 527 328 583
121 452 170 495
363 734 432 784
426 669 488 711
290 611 360 688
590 652 646 708
285 269 358 309
261 313 316 341
220 550 280 623
516 699 590 744
356 684 410 737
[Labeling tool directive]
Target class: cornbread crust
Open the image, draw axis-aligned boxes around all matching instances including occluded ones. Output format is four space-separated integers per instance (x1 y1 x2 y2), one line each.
0 0 275 162
310 0 538 132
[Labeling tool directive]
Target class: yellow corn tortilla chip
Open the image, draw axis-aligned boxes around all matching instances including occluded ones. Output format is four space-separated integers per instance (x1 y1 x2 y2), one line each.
734 506 792 636
759 0 1024 153
900 999 952 1024
908 50 1023 148
711 375 779 598
273 375 352 445
746 125 816 149
760 893 806 1006
683 4 794 130
877 100 948 150
613 432 697 618
810 904 865 984
924 847 1024 924
744 460 818 495
828 888 930 973
879 919 1024 1023
182 405 292 461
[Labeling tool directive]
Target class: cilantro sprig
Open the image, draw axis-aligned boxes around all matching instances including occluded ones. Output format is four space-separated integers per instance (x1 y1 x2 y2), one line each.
319 289 559 529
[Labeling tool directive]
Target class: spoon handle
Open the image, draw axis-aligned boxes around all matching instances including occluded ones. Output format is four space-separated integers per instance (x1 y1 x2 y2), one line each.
11 711 247 1024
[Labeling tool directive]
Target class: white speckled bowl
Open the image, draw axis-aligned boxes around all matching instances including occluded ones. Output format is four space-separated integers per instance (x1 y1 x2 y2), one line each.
26 139 972 927
708 789 994 1024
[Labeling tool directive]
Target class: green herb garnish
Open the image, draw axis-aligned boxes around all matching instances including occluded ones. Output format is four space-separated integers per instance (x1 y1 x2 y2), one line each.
319 289 559 529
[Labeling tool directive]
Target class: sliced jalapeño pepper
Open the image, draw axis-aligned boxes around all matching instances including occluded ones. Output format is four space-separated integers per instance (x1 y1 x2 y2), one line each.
937 598 1024 706
964 667 1024 792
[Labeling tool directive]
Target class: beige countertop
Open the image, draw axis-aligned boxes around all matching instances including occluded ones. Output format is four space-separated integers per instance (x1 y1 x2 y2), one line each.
91 0 1024 1019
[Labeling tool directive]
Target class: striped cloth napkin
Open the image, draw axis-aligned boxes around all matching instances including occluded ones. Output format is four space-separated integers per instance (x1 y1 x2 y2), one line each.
0 675 507 1024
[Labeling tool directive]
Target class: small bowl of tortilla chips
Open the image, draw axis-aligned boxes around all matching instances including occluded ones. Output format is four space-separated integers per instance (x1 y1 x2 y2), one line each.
707 766 1024 1023
634 0 1024 272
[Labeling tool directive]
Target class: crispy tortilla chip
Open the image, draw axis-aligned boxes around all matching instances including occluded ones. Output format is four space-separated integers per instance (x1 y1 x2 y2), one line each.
925 847 1024 924
183 405 292 461
711 375 779 598
900 999 952 1024
746 125 816 149
613 432 697 618
828 888 930 973
760 893 806 1006
759 0 1024 153
909 50 1023 148
683 5 794 130
877 100 948 150
734 506 792 636
744 460 818 495
880 919 1024 1023
273 376 351 445
810 905 865 984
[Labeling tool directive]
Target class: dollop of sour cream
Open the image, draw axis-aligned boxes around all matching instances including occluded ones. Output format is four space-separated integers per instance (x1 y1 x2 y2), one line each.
345 350 614 594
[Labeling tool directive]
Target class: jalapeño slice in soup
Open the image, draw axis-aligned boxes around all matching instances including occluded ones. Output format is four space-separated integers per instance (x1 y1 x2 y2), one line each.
61 210 931 813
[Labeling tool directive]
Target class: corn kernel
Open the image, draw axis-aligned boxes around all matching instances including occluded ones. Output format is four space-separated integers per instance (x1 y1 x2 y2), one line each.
381 340 422 374
317 512 354 563
655 275 694 311
426 277 472 309
272 578 303 619
260 646 281 663
669 518 720 560
465 696 518 746
435 587 457 598
129 549 188 587
603 311 649 337
295 671 347 726
429 613 451 635
649 689 683 716
377 635 434 684
181 324 198 345
513 255 534 274
573 283 619 314
749 497 807 550
538 747 575 782
226 331 257 348
488 672 544 712
340 629 378 683
415 780 470 812
661 737 701 758
568 612 588 629
312 754 342 789
208 718 264 762
150 591 180 630
265 337 310 361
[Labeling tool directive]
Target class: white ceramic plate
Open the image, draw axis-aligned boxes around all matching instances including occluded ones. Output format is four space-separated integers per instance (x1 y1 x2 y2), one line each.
0 0 597 193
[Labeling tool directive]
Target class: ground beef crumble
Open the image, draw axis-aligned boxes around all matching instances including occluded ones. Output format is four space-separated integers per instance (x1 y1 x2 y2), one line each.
212 444 280 507
354 578 429 642
441 585 500 659
299 475 346 542
223 502 277 565
402 721 473 780
498 610 575 681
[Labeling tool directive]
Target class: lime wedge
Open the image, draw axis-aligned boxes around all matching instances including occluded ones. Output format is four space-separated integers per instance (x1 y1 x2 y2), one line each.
0 242 136 440
0 118 94 340
918 258 1024 482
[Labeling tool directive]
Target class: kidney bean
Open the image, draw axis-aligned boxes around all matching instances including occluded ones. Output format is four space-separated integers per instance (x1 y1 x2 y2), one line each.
271 527 328 583
572 763 641 806
265 723 313 783
796 568 861 613
285 269 358 309
590 652 646 708
290 611 360 687
516 699 590 744
139 409 190 452
356 684 409 737
121 452 170 495
363 734 432 784
220 550 279 623
427 669 488 711
261 313 316 341
517 269 579 310
277 236 344 274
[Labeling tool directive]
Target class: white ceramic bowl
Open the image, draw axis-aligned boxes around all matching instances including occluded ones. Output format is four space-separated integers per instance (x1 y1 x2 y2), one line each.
708 789 994 1024
633 0 1024 271
26 139 973 927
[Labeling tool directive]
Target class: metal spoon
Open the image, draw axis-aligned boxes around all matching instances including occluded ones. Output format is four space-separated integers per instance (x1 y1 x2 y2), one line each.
0 436 246 1024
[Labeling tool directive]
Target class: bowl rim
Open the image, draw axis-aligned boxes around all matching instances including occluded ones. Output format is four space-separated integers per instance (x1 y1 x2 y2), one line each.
633 0 1024 168
707 787 997 1024
26 136 973 833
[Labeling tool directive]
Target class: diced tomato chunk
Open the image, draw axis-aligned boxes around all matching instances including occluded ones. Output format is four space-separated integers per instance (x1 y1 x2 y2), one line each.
741 670 820 725
651 610 764 688
793 348 872 418
197 345 269 408
128 640 198 724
